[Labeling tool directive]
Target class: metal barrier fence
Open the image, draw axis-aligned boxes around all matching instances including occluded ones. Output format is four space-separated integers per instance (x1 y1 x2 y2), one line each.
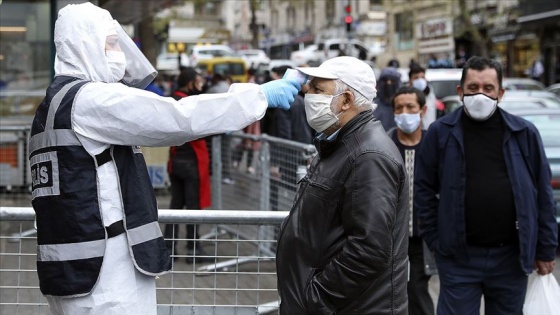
0 126 316 314
0 125 317 209
0 207 289 315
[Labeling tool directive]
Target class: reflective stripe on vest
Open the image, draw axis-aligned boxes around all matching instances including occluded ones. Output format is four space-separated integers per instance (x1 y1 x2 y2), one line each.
29 129 81 156
37 221 162 261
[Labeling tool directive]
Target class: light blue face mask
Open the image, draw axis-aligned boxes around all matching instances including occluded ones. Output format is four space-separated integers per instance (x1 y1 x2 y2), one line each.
394 112 421 134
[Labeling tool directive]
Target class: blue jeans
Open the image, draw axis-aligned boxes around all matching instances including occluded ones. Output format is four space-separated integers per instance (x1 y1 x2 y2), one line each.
435 244 528 315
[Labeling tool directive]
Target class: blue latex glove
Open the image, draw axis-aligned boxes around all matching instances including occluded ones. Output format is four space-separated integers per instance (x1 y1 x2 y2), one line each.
261 79 301 110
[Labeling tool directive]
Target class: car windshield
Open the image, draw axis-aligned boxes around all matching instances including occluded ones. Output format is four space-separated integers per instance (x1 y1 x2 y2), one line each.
200 49 236 57
518 113 560 147
430 80 460 99
214 63 245 75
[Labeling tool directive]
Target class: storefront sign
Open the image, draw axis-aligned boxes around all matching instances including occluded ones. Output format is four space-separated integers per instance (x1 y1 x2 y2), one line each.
417 18 452 39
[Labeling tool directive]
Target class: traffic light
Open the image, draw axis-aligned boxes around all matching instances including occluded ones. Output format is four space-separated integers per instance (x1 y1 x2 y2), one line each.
345 15 353 32
344 4 352 32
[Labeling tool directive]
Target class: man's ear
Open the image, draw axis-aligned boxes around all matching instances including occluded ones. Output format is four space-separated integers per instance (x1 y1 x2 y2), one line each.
497 87 505 102
420 104 428 118
343 91 354 110
456 84 463 100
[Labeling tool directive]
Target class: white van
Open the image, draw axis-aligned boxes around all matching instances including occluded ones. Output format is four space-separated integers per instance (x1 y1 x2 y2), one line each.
188 44 237 66
317 39 377 61
425 68 463 100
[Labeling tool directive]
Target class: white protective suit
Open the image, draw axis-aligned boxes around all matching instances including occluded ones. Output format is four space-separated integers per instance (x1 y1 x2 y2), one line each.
421 84 437 129
46 3 270 314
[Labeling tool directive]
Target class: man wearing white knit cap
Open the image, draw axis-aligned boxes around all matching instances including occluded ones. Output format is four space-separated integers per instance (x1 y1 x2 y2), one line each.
276 56 409 314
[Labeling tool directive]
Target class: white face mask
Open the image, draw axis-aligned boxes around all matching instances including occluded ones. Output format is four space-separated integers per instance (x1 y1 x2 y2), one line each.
394 112 421 134
106 50 126 83
462 93 498 121
304 93 343 133
412 78 427 91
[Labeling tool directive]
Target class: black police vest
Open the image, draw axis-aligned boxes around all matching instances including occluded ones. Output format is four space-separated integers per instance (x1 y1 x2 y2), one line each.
29 76 171 297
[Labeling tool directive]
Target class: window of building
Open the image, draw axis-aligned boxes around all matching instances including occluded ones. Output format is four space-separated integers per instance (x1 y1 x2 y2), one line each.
0 0 51 117
326 0 335 25
394 12 414 51
194 0 220 16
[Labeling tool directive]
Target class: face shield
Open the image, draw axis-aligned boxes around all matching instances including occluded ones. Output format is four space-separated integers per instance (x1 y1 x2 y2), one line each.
113 21 157 89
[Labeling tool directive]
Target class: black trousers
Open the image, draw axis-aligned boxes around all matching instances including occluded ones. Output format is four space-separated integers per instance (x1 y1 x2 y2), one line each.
408 237 435 315
164 159 201 252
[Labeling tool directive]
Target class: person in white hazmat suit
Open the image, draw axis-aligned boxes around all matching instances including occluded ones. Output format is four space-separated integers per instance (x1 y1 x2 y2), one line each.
28 3 301 315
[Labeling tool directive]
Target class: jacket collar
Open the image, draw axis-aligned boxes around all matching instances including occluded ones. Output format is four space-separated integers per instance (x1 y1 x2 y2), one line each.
314 110 374 157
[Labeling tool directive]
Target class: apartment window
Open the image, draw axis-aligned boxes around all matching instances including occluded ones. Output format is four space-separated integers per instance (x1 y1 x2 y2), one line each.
0 0 51 117
195 0 220 15
326 0 335 24
394 12 414 51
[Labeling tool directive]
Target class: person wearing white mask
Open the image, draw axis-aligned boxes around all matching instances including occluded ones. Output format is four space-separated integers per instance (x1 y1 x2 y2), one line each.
275 56 409 314
415 56 557 315
28 2 300 315
389 86 436 315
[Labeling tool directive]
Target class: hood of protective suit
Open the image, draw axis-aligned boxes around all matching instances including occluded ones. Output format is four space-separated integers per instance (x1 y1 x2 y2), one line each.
54 2 116 83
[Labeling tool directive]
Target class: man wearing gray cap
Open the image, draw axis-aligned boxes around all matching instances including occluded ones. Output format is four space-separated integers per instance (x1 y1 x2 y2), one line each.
275 56 409 314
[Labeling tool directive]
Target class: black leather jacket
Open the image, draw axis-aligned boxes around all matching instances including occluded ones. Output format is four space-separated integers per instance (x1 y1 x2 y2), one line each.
276 110 409 315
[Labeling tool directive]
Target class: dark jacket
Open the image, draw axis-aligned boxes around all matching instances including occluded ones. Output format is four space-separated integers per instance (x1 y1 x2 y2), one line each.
276 110 409 315
415 107 558 274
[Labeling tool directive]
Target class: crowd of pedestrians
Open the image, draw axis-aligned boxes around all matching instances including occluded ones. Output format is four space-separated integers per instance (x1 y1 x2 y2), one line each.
29 3 557 313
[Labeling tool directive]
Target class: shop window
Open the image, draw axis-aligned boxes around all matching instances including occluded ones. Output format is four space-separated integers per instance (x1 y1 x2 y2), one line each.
0 0 51 117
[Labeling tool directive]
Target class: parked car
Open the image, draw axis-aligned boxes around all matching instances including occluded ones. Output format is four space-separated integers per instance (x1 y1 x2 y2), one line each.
441 92 560 115
267 59 297 71
196 57 248 83
317 38 377 61
506 108 560 225
545 83 560 98
502 77 546 91
156 53 190 73
425 68 463 100
188 44 237 66
290 44 321 66
237 49 270 69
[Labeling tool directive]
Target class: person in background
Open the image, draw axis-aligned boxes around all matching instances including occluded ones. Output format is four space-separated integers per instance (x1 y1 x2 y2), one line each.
373 67 402 131
206 72 230 94
263 65 313 213
28 3 301 314
144 77 164 96
234 67 262 175
529 56 544 82
276 57 409 314
408 65 439 128
164 67 213 263
388 58 400 68
205 73 235 184
389 86 435 315
415 56 557 314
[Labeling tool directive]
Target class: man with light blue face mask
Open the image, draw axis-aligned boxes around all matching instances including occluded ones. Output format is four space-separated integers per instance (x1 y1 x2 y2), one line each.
275 56 410 314
415 56 557 315
389 86 437 315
